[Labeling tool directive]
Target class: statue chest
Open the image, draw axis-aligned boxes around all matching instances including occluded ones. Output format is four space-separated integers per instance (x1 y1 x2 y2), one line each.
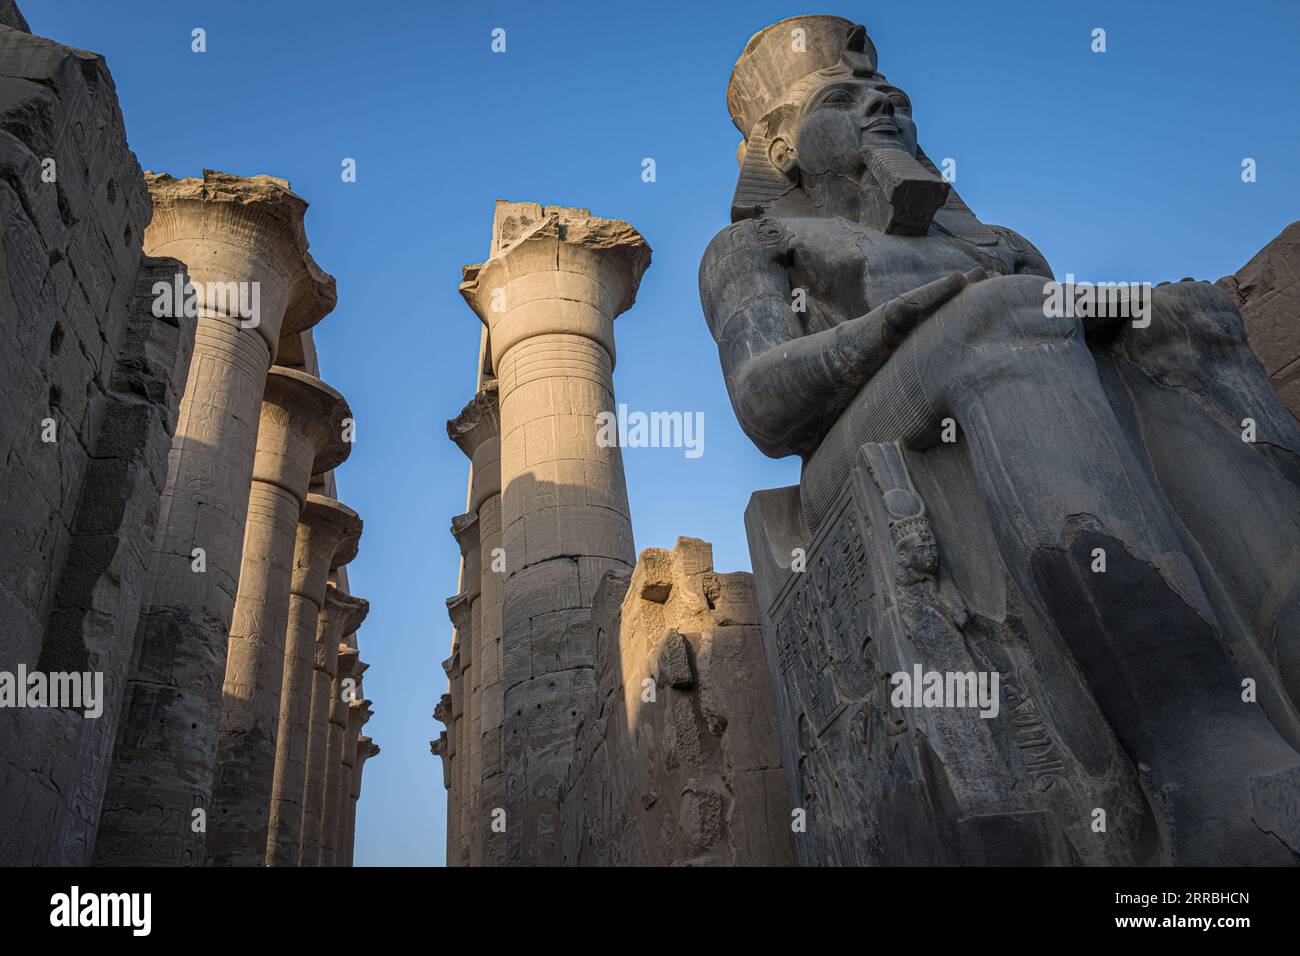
782 220 1017 332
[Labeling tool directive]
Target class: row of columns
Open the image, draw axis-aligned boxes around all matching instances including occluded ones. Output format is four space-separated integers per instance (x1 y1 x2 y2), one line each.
433 199 649 865
93 170 377 866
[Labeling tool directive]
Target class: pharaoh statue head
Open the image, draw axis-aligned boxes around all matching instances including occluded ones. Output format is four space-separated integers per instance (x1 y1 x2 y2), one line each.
727 15 951 232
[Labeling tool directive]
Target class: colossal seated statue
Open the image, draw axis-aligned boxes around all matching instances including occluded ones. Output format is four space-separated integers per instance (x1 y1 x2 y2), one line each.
701 15 1300 865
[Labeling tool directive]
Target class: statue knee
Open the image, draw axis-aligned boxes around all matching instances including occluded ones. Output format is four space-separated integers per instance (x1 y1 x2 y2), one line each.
916 274 1084 402
942 273 1080 351
1144 279 1250 349
946 274 1076 345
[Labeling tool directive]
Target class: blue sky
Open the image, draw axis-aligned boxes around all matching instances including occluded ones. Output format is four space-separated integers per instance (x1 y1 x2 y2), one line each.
22 0 1300 866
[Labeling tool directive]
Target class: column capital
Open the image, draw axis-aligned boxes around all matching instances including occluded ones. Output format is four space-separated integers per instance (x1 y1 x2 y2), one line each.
255 369 353 503
441 648 461 679
459 201 651 372
446 591 472 632
450 511 480 558
322 585 370 640
347 698 374 725
336 646 359 681
144 169 337 354
314 586 367 678
447 381 500 460
293 495 363 599
430 732 450 788
433 693 452 723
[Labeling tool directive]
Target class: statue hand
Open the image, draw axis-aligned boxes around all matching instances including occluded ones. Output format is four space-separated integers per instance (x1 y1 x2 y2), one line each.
879 268 990 345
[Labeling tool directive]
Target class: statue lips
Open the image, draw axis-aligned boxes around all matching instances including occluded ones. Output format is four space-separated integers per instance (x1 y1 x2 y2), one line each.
861 119 899 137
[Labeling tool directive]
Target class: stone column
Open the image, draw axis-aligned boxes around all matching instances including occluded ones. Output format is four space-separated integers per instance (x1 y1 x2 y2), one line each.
267 495 362 865
207 371 351 866
448 383 503 865
460 201 650 865
431 692 454 866
343 737 379 867
97 171 335 866
320 647 358 866
300 584 368 865
332 696 372 865
447 516 480 867
440 652 464 866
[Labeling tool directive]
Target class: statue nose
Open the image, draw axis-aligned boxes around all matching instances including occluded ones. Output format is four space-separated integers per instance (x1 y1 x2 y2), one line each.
860 91 893 118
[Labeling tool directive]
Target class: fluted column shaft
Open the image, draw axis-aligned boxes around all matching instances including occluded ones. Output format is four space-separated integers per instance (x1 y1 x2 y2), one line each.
462 203 649 865
96 171 335 866
321 647 358 866
267 496 361 865
300 586 367 864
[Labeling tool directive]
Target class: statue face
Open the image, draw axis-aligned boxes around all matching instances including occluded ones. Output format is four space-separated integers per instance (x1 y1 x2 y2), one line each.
895 529 939 579
788 77 919 178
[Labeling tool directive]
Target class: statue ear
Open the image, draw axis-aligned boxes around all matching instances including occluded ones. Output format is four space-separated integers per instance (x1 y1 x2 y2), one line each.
767 134 799 180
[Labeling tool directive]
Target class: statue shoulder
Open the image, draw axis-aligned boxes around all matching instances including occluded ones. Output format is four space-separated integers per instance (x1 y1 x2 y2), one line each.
699 217 794 339
701 217 793 268
986 224 1053 277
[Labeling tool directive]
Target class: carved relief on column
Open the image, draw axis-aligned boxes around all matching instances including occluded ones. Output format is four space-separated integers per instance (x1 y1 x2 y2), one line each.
459 201 650 865
300 585 368 865
98 170 335 866
268 495 362 865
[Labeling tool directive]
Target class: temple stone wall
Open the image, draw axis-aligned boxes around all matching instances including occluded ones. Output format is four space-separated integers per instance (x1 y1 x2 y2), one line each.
558 538 794 866
0 20 195 865
1219 221 1300 417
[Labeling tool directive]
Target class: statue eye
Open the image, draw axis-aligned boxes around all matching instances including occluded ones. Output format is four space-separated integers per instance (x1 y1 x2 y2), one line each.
820 89 853 106
888 93 911 112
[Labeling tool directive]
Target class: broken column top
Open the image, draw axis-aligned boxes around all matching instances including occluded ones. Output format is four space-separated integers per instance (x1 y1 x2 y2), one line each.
144 169 337 340
458 200 652 372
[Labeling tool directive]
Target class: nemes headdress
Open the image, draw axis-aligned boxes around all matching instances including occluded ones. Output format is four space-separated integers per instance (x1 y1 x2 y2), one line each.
726 15 993 239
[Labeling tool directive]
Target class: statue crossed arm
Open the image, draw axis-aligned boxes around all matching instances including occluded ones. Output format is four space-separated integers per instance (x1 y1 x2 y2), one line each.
700 217 990 457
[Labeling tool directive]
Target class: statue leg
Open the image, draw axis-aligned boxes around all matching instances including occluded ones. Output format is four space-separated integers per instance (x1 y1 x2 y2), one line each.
1100 280 1300 742
863 274 1300 863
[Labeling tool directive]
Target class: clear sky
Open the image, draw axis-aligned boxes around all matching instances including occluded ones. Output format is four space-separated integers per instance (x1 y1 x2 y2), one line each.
22 0 1300 866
